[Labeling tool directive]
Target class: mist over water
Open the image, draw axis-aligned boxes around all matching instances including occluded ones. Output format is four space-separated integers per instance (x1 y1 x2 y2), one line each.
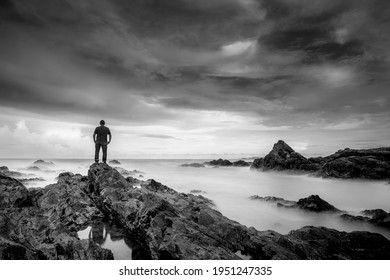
2 158 390 240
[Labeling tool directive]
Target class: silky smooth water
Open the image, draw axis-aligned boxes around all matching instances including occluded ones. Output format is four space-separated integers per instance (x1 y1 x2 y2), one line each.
2 158 390 240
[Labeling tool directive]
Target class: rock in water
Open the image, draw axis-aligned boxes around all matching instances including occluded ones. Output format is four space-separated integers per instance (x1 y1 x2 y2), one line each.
250 140 319 172
251 141 390 180
33 159 55 166
109 160 121 165
207 159 233 166
295 195 340 213
318 148 390 179
232 160 251 167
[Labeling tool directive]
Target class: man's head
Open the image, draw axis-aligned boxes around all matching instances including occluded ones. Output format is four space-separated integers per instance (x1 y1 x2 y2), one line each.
100 120 105 125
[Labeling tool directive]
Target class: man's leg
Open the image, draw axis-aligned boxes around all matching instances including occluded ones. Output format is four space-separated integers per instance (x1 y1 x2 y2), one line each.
95 143 101 163
102 143 107 163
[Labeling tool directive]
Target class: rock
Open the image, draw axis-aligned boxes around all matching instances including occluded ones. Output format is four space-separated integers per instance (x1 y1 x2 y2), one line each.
33 160 54 166
87 164 390 259
250 140 320 172
0 166 27 178
180 163 205 168
339 214 370 223
0 174 31 208
190 190 205 194
3 162 390 260
0 166 9 173
318 147 390 179
249 196 296 206
295 195 340 213
18 177 45 184
361 209 388 217
281 226 390 260
232 160 251 167
251 194 340 213
0 172 112 260
27 166 41 171
207 159 233 166
109 160 121 165
251 141 390 180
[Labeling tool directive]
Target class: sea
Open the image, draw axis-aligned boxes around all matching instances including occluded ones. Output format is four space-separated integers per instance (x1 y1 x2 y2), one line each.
2 158 390 259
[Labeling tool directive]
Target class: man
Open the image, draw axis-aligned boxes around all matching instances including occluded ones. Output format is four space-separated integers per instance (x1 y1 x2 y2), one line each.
93 120 111 163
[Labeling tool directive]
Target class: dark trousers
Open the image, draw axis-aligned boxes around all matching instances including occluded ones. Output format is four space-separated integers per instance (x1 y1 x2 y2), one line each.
95 142 108 162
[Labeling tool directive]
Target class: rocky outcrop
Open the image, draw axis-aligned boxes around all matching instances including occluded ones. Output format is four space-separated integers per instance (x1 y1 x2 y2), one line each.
251 195 340 213
203 159 251 167
0 166 28 178
251 141 390 180
84 164 390 259
232 160 251 167
318 148 390 179
109 160 121 165
2 163 390 260
251 140 319 172
341 209 390 230
0 173 113 260
207 159 233 166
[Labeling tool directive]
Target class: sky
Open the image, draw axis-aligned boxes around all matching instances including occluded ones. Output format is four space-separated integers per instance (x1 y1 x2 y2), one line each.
0 0 389 159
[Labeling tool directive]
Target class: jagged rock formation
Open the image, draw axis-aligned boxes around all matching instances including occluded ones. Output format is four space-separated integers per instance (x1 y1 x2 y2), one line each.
0 173 113 260
84 164 390 259
251 140 319 172
251 140 390 180
2 164 390 260
318 148 390 179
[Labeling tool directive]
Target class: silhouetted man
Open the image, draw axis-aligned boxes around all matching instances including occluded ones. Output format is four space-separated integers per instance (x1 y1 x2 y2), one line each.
93 120 111 163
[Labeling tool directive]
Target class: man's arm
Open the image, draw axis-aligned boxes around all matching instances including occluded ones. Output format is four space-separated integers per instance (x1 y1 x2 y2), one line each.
107 128 112 144
93 128 97 143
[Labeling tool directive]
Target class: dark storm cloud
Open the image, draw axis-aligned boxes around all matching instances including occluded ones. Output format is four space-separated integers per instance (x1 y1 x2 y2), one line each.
0 0 389 131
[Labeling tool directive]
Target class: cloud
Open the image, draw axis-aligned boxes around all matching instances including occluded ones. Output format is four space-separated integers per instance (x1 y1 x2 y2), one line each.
0 0 389 157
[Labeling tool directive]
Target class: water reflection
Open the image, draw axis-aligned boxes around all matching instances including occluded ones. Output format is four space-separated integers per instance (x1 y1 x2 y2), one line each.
78 220 151 260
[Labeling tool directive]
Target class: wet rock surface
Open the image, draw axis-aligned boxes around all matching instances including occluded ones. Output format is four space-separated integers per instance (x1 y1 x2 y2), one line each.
2 164 390 260
251 140 390 180
0 173 113 260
